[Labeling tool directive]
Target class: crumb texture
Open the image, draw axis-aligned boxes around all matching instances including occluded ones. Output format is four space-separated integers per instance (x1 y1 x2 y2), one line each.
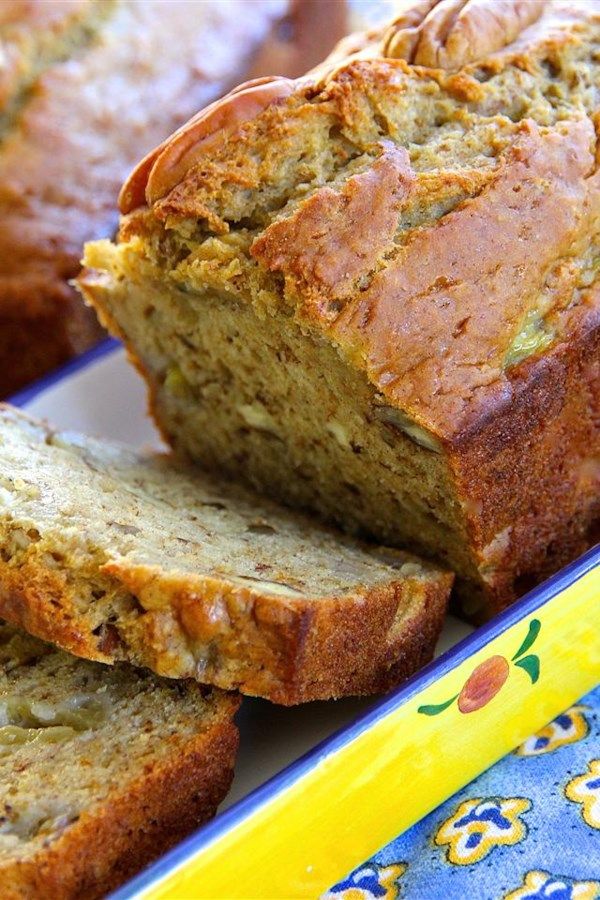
0 405 450 702
80 0 600 614
0 621 238 900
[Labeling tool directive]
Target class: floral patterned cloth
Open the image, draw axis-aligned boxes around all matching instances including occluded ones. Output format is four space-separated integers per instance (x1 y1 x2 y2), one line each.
324 684 600 900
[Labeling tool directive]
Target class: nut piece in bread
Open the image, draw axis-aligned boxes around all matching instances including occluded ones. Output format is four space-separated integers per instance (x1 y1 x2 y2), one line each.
80 0 600 617
0 622 239 900
0 405 451 704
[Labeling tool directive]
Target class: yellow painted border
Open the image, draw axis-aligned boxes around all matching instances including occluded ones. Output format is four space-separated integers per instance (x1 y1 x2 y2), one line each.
136 565 599 900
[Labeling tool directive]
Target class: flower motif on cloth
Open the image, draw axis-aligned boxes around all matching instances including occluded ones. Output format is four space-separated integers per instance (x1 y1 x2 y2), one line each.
325 685 600 899
435 797 530 865
565 760 600 829
515 705 590 757
503 869 600 899
320 863 406 900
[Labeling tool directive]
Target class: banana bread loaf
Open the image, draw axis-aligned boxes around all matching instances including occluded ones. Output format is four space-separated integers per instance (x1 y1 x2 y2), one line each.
0 0 287 398
0 405 451 704
0 621 239 900
80 0 600 618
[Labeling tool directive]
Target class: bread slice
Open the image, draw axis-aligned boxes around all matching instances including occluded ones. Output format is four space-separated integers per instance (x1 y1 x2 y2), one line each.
79 1 600 619
0 621 239 900
0 405 451 704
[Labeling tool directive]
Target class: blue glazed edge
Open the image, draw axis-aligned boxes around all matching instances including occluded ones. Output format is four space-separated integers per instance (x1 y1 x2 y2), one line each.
113 544 599 899
8 340 598 899
9 337 120 408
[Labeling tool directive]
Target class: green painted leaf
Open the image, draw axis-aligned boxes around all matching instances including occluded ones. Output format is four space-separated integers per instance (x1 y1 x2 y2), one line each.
515 654 540 684
512 619 541 661
417 695 459 716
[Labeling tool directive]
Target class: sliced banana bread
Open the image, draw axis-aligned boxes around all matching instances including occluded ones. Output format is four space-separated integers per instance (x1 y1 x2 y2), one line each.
0 405 451 704
80 0 600 618
0 622 239 900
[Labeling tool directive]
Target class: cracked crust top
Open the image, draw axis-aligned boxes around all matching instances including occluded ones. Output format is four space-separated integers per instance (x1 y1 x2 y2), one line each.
115 0 600 442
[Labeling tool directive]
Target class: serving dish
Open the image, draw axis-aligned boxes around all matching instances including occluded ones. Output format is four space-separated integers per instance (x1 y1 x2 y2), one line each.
11 339 599 900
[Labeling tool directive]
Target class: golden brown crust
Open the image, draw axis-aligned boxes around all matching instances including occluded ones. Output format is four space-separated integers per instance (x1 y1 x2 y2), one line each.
0 551 451 705
0 706 239 900
144 65 599 438
79 0 600 615
244 112 597 441
125 0 599 215
287 577 451 700
107 561 452 703
450 294 600 616
251 142 416 320
330 116 596 438
120 77 297 214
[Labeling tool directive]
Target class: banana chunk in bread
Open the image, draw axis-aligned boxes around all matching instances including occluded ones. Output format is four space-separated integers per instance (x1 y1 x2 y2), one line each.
80 0 600 619
0 405 451 704
0 622 239 900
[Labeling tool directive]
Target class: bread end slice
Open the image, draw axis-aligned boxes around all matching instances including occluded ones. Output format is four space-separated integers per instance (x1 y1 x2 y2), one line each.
0 404 452 704
0 623 239 900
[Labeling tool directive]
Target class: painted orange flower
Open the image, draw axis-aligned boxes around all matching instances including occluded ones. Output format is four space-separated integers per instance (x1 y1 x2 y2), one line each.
418 619 541 716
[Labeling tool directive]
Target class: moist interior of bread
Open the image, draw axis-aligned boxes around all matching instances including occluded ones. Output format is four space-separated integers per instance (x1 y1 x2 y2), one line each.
84 245 477 580
83 12 600 600
0 407 436 642
0 622 218 864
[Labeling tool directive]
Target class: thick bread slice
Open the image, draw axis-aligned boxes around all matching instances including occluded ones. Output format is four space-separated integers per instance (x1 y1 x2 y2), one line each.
0 622 239 900
0 405 451 704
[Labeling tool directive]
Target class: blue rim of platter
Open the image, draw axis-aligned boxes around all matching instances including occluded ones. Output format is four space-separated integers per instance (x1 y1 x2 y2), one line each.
9 339 599 899
9 337 120 408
